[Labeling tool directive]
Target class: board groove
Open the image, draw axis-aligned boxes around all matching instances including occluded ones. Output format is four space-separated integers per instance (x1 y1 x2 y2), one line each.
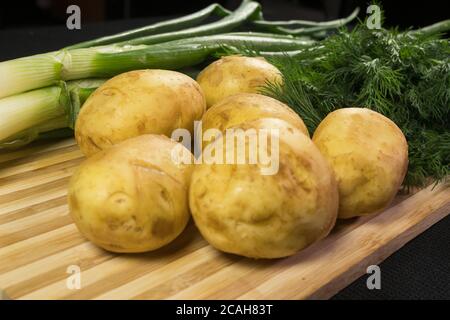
0 147 82 179
0 205 71 247
0 224 83 274
0 158 80 196
0 196 67 225
0 139 77 164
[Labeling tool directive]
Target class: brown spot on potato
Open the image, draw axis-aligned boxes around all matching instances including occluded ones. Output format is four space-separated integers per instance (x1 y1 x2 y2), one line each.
152 217 174 238
106 218 121 231
86 136 102 152
207 214 226 231
136 120 146 133
197 189 207 199
108 191 130 204
160 188 170 203
216 111 230 122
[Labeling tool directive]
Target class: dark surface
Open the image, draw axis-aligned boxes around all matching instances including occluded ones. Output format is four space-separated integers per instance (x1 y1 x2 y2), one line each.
2 0 449 29
333 215 450 300
0 14 449 300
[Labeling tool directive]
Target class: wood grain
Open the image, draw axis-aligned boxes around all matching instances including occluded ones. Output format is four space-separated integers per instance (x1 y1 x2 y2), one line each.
0 138 448 300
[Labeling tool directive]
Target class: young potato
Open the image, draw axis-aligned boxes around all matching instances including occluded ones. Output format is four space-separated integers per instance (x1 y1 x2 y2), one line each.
198 93 309 150
190 118 338 259
196 55 283 108
68 134 193 253
75 69 206 157
312 108 408 219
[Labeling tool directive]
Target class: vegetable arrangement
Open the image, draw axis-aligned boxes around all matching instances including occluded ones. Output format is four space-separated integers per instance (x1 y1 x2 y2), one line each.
2 1 449 259
0 0 358 149
252 20 450 189
68 62 408 258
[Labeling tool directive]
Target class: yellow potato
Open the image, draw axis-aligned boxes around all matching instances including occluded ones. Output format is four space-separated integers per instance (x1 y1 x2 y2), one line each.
197 55 283 108
189 118 338 259
198 93 309 150
75 69 206 157
312 108 408 219
68 134 193 253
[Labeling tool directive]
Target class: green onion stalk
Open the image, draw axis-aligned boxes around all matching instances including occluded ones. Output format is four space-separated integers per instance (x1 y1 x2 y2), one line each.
0 79 104 149
0 33 314 100
0 0 361 149
0 33 313 148
252 7 360 37
0 0 359 99
66 3 232 49
67 0 359 49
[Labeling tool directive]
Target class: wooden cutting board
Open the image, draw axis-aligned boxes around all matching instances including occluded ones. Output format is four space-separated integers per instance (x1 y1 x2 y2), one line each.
0 138 448 300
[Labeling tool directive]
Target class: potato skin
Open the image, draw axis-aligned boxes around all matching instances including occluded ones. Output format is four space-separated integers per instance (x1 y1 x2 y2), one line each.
199 93 309 149
189 118 338 259
312 108 408 219
75 69 206 157
197 55 283 108
68 134 193 253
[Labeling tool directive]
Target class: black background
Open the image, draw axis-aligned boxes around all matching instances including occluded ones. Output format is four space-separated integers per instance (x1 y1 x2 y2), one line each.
1 0 449 30
0 0 449 299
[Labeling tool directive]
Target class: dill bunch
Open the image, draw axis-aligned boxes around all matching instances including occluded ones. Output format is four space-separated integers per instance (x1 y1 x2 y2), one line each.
258 23 450 188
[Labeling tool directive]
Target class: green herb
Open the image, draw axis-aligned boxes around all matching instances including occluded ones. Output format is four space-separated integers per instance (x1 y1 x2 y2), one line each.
255 23 449 188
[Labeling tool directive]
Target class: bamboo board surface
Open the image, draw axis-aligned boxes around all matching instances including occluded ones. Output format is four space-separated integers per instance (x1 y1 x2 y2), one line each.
0 138 448 300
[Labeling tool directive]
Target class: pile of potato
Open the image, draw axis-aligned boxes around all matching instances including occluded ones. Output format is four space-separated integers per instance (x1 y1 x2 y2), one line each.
69 56 408 258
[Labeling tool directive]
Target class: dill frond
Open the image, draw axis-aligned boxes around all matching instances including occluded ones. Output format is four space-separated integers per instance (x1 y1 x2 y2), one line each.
255 22 450 188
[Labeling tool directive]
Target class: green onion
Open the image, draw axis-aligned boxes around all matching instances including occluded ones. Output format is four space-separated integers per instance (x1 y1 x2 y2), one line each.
0 52 63 99
68 2 357 50
0 84 68 146
67 3 231 49
409 19 450 36
0 0 363 149
66 79 107 128
252 7 359 32
0 79 104 149
119 0 261 45
252 8 359 39
1 116 70 149
0 0 357 100
0 33 313 99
